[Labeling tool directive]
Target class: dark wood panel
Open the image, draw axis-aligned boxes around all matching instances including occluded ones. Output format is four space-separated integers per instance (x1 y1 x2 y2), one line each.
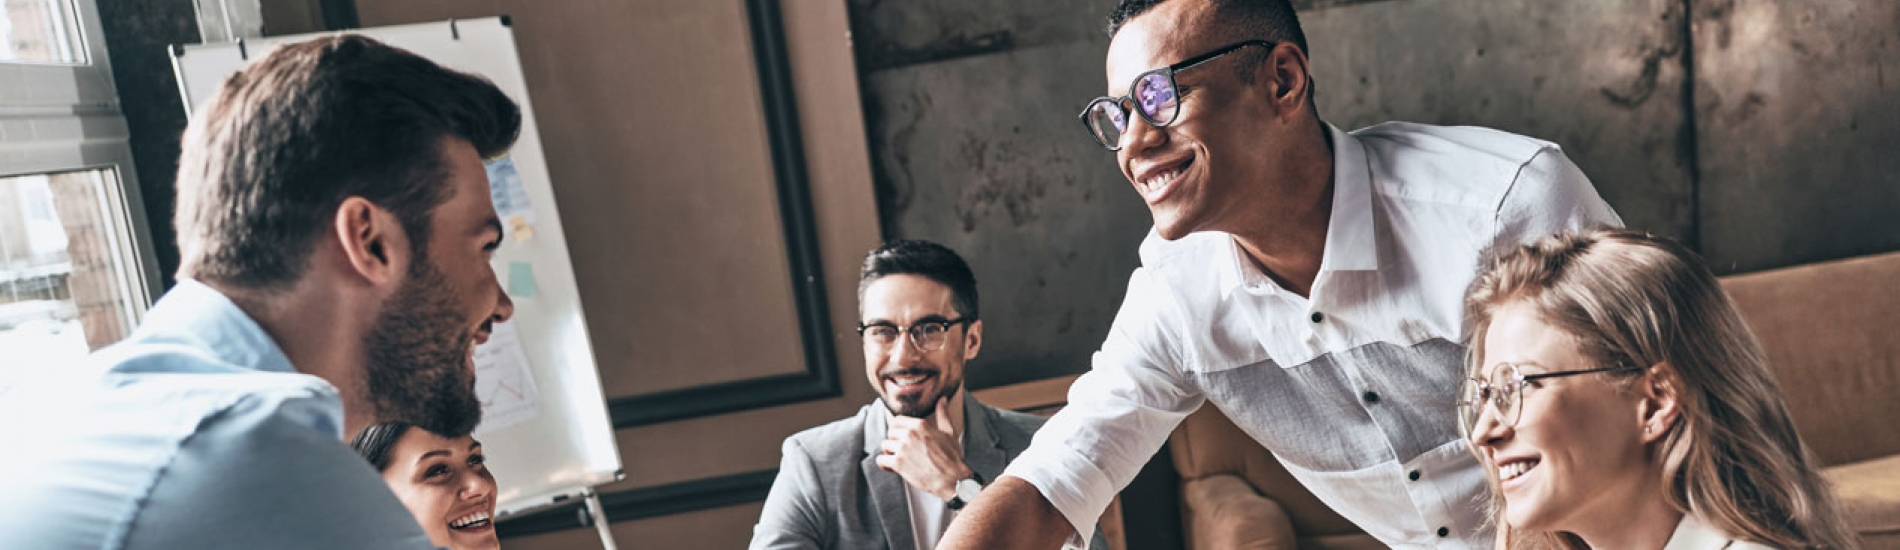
605 0 839 426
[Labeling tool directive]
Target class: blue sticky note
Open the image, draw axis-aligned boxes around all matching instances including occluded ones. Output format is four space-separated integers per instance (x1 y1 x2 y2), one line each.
507 261 536 298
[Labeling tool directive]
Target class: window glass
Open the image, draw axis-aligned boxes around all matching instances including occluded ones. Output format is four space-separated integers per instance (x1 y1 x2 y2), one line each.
1 168 139 371
1 0 86 64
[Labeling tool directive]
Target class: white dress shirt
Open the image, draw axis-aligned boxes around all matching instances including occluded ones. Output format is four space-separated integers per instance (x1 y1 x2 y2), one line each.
1003 122 1622 548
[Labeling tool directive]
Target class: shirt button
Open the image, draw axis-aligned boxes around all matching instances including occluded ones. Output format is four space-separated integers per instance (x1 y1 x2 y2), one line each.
1362 391 1380 404
1437 527 1450 537
1310 311 1324 323
1408 470 1420 481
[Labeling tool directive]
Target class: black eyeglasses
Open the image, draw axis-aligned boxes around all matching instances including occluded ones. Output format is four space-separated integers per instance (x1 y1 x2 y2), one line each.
856 317 973 352
1458 363 1642 439
1079 40 1277 151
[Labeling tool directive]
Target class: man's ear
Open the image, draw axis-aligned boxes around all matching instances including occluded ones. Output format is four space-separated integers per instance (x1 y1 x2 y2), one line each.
1263 41 1313 113
1638 362 1683 444
333 197 409 287
962 319 983 361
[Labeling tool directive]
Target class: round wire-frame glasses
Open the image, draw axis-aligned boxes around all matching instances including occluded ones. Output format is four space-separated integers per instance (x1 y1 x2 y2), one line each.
1457 362 1642 440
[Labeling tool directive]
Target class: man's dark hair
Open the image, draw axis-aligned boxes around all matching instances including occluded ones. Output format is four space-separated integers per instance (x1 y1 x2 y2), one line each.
1108 0 1310 82
348 421 414 472
174 34 521 289
858 240 979 321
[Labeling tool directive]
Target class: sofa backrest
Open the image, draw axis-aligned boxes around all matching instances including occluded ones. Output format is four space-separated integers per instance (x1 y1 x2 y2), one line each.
1718 250 1900 466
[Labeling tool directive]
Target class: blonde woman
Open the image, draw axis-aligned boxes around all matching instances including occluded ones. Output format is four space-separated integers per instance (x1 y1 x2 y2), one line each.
1459 229 1856 549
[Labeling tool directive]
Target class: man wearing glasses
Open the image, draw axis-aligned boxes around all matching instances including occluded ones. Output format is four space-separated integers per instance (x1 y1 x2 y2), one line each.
941 0 1620 548
750 240 1106 550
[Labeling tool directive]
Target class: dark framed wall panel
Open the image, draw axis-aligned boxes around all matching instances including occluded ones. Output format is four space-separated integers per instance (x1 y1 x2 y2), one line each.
607 0 839 428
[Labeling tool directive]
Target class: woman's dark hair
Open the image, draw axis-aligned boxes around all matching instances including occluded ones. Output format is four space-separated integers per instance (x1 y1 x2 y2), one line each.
349 421 415 472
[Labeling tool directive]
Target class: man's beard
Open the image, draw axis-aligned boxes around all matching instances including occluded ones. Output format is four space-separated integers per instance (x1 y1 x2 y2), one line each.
885 371 963 419
362 256 483 437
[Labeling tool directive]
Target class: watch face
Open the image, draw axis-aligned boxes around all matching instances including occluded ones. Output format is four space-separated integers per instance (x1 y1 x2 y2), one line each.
956 478 982 501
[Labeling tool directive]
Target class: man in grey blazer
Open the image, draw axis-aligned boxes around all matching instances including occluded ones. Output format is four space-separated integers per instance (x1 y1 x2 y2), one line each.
750 241 1106 550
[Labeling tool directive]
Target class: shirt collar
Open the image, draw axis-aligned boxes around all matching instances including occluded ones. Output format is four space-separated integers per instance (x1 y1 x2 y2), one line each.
1663 514 1735 550
134 278 298 375
1217 122 1379 298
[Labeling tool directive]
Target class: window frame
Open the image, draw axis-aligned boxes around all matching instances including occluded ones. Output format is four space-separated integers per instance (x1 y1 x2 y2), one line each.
0 0 164 336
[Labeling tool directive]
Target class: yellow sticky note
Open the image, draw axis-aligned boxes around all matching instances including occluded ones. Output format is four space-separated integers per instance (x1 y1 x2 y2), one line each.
508 214 535 242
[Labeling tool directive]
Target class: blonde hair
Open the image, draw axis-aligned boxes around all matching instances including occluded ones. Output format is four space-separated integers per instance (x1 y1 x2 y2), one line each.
1461 229 1856 549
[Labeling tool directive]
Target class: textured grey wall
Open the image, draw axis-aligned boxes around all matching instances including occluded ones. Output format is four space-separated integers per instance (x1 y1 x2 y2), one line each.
852 0 1145 390
1693 0 1900 272
849 0 1899 391
1303 0 1697 242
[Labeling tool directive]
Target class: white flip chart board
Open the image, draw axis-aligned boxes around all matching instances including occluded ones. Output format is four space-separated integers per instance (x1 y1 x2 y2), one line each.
171 17 624 520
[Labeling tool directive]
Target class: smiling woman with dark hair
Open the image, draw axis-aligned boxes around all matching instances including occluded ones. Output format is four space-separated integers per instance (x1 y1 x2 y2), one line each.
352 422 502 550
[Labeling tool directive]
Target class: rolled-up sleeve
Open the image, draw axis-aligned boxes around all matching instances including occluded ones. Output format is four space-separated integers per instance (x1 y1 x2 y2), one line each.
1002 269 1204 548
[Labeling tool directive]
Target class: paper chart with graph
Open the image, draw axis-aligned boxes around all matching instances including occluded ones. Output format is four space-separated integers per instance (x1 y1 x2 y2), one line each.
472 320 542 435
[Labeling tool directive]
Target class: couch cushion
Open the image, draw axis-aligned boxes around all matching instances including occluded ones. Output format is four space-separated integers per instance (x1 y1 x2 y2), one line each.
1180 474 1297 550
1823 453 1900 535
1720 251 1900 467
1170 405 1363 536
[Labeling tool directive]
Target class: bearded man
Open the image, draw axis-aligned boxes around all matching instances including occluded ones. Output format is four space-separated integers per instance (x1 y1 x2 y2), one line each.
0 35 520 549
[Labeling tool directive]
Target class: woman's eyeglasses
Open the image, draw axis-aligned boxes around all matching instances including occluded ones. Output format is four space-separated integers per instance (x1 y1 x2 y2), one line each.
1458 362 1641 439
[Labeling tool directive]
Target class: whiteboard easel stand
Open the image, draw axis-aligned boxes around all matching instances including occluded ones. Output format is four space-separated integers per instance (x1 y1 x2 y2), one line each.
582 488 618 550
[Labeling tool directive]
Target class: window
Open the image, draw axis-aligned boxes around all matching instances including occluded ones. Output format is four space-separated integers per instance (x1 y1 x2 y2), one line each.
0 168 144 367
2 0 157 382
1 0 86 64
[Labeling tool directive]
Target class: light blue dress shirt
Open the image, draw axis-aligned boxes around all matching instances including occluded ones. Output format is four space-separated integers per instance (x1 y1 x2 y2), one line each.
0 279 437 549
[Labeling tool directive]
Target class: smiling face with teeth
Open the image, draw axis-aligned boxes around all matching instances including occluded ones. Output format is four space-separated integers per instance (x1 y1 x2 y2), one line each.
1104 0 1328 244
860 274 981 419
379 426 500 550
1470 302 1669 537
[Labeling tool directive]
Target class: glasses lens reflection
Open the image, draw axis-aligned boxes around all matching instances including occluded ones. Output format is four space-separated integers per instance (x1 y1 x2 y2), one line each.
1088 101 1126 148
1135 72 1177 122
1491 365 1522 427
1458 378 1482 437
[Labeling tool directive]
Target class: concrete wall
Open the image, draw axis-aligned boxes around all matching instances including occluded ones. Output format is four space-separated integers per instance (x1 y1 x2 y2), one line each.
1693 0 1900 272
851 0 1148 392
854 0 1898 389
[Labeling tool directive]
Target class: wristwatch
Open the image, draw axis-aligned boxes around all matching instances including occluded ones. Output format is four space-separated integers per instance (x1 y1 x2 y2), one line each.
945 476 983 510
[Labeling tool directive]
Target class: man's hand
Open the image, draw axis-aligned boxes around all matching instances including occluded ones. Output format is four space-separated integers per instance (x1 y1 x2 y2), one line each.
876 396 973 500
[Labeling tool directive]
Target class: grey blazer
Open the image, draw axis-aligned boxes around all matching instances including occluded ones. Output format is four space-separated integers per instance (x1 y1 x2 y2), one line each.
749 392 1107 549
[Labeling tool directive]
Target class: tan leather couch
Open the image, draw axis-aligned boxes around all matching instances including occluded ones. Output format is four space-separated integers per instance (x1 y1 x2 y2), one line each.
1169 250 1900 548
